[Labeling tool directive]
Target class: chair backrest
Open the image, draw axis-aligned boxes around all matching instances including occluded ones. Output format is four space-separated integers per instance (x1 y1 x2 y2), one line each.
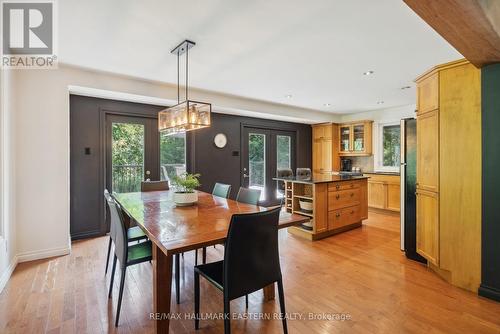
104 189 116 239
141 180 169 192
106 196 128 267
223 207 282 299
236 187 261 205
212 182 232 199
277 168 293 178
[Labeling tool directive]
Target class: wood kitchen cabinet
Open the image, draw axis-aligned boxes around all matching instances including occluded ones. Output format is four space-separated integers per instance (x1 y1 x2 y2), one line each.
312 123 339 175
364 173 400 212
414 59 481 292
338 121 373 156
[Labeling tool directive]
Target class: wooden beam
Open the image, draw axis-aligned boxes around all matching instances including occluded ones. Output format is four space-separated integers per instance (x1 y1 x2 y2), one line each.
403 0 500 67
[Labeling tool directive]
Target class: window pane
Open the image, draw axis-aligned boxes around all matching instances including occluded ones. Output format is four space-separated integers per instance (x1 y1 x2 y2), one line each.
276 135 291 199
382 125 401 167
112 122 145 193
160 132 186 181
249 133 266 201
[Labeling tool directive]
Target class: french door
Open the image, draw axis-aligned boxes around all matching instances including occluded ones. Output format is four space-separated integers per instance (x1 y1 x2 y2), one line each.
241 127 296 207
105 114 160 194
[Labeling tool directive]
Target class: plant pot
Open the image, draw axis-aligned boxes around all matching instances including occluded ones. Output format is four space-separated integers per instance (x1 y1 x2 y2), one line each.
173 191 198 206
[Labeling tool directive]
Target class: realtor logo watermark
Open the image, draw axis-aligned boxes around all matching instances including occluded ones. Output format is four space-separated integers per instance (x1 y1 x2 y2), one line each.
1 0 57 69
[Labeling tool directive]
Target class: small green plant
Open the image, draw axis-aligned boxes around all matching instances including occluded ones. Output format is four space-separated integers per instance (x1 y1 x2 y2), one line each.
172 173 201 193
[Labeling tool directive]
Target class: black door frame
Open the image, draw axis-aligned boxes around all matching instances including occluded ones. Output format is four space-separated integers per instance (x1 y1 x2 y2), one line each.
240 124 296 206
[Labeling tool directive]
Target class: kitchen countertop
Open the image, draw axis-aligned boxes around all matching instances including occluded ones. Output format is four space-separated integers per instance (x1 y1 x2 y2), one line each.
363 171 400 176
273 175 369 184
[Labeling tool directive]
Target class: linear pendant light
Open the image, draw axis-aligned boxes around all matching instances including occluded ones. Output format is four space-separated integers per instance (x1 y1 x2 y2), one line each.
158 40 211 135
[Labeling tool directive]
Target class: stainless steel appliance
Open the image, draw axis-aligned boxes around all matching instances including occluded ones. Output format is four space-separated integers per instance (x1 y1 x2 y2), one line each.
400 118 427 263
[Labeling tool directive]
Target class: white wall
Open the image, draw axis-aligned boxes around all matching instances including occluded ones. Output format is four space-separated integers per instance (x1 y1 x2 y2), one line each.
8 64 337 267
0 69 18 292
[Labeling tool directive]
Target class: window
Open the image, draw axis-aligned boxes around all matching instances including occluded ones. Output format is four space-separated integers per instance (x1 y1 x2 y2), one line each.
160 132 186 181
276 135 291 199
376 122 400 172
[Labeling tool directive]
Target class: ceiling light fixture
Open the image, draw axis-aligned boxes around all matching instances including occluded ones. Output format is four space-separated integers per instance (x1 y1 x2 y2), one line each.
401 86 411 90
324 103 331 107
285 94 293 99
158 40 211 135
363 70 374 76
377 101 385 105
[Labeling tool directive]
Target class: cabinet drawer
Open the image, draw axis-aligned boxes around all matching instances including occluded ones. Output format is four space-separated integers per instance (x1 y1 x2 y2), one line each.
328 206 360 230
328 188 360 210
328 181 360 192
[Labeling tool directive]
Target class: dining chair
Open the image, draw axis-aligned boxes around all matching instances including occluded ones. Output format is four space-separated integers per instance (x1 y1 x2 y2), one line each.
107 196 152 327
139 181 182 304
141 180 169 192
235 187 261 205
104 189 148 276
212 182 232 199
194 207 287 334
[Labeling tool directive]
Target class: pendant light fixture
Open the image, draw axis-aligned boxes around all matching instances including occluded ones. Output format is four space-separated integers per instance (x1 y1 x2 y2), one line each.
158 40 211 135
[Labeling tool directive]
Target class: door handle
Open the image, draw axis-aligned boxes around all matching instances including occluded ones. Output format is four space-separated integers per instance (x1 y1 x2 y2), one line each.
243 174 249 178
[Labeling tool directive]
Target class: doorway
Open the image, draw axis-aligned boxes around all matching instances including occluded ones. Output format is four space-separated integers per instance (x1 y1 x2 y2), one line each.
241 126 296 206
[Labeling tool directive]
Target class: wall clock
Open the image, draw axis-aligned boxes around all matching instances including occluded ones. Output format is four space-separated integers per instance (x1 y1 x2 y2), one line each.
214 133 227 148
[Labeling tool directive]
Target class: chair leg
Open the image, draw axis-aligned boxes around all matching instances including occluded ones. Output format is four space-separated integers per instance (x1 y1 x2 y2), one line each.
105 237 112 275
202 247 207 264
115 267 127 327
277 279 288 334
195 249 198 265
194 271 200 330
175 254 180 304
245 295 248 309
224 297 231 334
108 255 117 298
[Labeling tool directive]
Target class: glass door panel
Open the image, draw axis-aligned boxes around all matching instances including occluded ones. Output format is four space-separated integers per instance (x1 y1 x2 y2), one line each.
353 124 365 152
340 126 351 152
111 122 145 193
160 132 186 181
276 135 291 199
248 133 266 201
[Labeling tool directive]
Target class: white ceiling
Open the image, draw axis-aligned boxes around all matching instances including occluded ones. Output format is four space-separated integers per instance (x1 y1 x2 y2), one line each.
58 0 461 114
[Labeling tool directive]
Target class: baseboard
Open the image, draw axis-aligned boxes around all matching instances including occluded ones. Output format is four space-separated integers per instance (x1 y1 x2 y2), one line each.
0 255 18 293
479 284 500 302
17 245 71 263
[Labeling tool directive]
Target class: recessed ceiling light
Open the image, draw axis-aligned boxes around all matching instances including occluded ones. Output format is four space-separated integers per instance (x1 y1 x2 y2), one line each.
324 103 331 107
285 94 292 99
363 70 374 76
377 101 385 105
401 86 411 90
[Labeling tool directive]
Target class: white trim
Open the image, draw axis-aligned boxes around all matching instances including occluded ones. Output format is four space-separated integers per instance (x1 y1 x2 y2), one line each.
374 120 401 173
0 255 18 293
17 246 70 263
67 85 320 124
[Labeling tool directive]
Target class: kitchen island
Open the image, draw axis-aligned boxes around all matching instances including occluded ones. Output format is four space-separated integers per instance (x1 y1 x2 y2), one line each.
275 175 369 240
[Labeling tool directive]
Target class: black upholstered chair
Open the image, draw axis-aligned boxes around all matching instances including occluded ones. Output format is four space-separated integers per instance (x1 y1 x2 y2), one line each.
194 207 287 334
104 189 148 275
107 196 152 327
235 187 261 205
212 182 232 199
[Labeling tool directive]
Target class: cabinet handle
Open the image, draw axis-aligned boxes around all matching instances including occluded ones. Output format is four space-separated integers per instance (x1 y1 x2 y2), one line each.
335 185 340 190
350 184 354 188
335 213 340 218
350 193 354 197
336 194 340 200
351 210 354 214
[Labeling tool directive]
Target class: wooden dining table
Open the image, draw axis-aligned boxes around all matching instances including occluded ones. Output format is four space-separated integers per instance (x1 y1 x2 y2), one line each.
114 189 309 334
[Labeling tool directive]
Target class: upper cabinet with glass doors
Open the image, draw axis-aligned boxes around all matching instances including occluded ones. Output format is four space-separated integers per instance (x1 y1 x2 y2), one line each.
338 120 373 156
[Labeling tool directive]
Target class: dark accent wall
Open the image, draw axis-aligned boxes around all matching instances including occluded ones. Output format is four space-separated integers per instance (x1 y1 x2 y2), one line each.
480 63 500 302
189 113 312 200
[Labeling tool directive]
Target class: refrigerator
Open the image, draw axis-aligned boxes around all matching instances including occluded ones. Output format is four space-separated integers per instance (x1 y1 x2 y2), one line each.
400 118 427 263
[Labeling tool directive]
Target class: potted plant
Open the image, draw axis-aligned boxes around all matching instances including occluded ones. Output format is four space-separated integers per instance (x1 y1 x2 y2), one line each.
172 173 201 206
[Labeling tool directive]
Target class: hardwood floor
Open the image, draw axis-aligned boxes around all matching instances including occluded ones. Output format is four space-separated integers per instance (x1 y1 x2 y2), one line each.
1 212 499 333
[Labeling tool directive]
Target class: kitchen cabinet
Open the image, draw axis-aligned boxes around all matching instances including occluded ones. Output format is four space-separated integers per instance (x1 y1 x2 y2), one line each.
414 59 481 292
312 123 339 175
338 121 373 156
364 173 400 212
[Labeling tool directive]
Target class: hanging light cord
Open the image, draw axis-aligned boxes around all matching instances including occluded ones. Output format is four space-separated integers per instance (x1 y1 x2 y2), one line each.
185 45 189 102
177 50 180 103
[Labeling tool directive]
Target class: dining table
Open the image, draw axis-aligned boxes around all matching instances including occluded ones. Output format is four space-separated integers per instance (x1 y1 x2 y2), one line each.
113 189 309 334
